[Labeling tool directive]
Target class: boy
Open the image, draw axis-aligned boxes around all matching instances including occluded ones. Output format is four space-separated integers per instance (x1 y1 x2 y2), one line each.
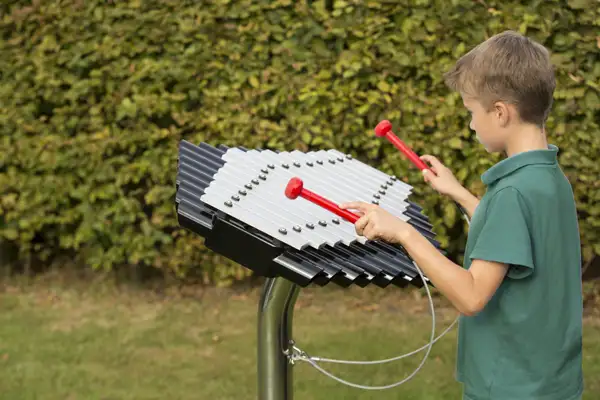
341 31 584 399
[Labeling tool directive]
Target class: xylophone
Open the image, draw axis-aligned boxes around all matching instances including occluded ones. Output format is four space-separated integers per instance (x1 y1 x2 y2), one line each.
175 121 457 399
175 144 440 288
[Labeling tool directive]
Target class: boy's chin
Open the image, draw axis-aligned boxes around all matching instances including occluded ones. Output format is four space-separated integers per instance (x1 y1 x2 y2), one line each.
479 143 504 154
476 138 502 153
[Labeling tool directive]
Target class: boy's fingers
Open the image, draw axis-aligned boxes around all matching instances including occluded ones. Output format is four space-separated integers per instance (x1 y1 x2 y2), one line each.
420 155 443 169
355 215 369 235
420 155 440 176
422 170 432 182
422 168 437 180
339 201 358 209
339 201 373 213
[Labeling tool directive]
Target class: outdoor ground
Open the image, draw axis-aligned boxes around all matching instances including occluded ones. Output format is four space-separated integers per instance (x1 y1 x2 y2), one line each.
1 272 599 399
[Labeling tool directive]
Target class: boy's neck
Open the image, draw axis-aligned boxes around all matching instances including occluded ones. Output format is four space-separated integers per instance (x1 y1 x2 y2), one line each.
504 124 548 157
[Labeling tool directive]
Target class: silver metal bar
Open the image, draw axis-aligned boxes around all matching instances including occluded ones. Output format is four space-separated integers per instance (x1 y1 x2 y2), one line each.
258 276 300 400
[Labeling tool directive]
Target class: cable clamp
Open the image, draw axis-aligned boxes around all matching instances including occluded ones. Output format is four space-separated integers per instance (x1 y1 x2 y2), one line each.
283 340 308 365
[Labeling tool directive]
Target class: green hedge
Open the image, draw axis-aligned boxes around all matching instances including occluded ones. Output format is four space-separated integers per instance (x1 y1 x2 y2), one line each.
1 0 598 284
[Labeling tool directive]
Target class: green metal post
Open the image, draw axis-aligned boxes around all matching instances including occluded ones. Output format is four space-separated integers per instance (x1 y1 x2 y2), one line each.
257 277 300 400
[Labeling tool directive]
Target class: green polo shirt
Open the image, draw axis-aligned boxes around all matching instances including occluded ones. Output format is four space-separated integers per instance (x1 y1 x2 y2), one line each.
457 145 584 400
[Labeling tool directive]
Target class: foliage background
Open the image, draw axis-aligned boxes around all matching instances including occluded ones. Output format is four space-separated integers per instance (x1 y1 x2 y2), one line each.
1 0 598 284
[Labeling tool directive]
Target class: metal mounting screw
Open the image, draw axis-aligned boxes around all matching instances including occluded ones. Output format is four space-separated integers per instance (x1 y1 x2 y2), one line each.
387 180 394 186
319 220 327 226
231 195 240 201
251 179 259 185
306 161 314 167
337 157 344 162
282 163 289 169
306 223 315 229
293 161 301 168
379 189 386 195
239 189 247 196
373 193 381 199
332 218 340 224
225 200 233 207
390 176 397 181
293 225 302 232
259 174 267 180
245 183 252 189
261 168 269 174
346 154 353 160
268 164 275 169
316 160 323 165
328 159 335 164
381 184 388 190
372 200 379 205
279 228 287 235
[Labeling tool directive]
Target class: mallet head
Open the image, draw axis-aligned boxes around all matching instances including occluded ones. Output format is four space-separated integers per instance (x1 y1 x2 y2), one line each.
285 177 304 199
374 120 392 137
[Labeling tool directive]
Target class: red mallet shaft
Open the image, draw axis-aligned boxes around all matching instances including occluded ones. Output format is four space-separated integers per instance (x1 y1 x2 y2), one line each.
374 120 430 172
285 177 360 224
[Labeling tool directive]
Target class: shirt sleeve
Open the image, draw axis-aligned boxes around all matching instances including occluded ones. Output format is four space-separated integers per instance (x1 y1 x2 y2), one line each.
469 187 534 279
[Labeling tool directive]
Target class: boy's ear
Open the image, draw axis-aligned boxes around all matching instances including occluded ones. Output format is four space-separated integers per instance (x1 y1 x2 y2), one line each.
493 101 511 127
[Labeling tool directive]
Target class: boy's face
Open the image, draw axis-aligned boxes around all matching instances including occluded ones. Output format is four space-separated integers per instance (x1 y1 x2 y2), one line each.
461 95 508 153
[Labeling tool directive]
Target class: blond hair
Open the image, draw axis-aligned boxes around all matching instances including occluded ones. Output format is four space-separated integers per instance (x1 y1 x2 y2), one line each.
444 30 556 128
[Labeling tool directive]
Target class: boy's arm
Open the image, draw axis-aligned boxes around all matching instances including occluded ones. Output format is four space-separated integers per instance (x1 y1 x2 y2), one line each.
398 227 508 316
451 186 480 218
396 187 534 315
419 155 480 218
343 185 533 316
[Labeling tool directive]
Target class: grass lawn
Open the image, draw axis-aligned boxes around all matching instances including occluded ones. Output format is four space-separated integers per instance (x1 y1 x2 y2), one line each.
1 274 599 399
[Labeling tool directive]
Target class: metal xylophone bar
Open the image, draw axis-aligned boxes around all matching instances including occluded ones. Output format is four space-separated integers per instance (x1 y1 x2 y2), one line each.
175 140 442 400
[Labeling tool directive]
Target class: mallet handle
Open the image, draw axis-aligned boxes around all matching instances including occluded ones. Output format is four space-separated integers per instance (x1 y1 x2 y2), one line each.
299 188 360 224
384 133 430 171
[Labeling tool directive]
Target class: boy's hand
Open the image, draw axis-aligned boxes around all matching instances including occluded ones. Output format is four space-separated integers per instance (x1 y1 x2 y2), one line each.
420 155 464 199
339 201 414 244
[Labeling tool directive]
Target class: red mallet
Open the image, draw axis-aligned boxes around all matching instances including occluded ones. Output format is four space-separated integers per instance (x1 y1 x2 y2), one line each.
376 120 469 216
374 120 430 172
285 177 360 224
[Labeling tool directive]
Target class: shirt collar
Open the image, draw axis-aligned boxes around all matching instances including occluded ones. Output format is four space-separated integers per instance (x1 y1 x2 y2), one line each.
481 144 559 185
